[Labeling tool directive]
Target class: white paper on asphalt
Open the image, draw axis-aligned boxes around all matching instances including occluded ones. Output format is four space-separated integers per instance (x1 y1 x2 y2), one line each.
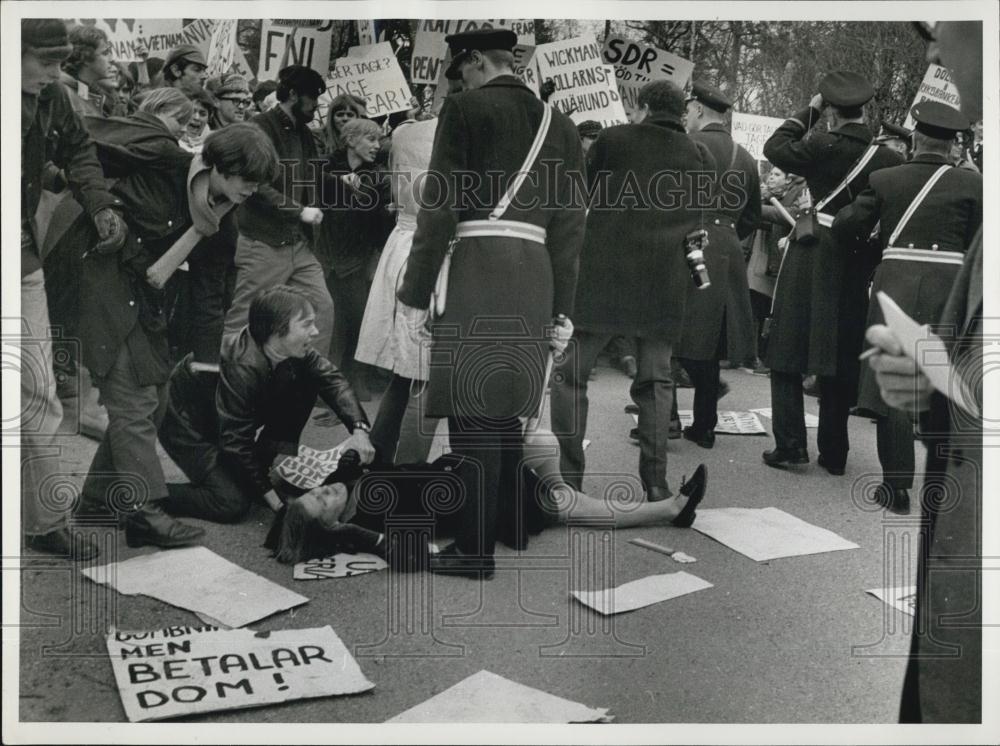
82 547 308 628
535 34 628 127
601 35 693 119
275 442 346 490
731 112 785 161
257 19 335 81
903 64 962 129
751 407 820 428
877 291 974 415
866 586 917 616
293 553 388 580
632 410 766 434
572 571 713 615
410 19 535 84
386 669 611 722
693 507 859 561
319 42 413 124
106 625 373 722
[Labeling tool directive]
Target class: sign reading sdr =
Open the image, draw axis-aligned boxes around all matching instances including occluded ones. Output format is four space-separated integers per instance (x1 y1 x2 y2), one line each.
106 626 374 721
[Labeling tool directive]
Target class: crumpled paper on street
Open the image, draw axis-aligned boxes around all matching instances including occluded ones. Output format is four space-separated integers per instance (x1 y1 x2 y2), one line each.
572 571 713 615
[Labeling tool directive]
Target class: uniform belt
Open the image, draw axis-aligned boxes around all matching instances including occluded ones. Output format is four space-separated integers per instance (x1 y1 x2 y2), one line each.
816 212 835 228
705 213 737 230
454 219 547 245
883 246 964 266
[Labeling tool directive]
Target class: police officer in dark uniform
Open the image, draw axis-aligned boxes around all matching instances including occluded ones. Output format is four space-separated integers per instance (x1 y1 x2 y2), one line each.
396 30 586 577
761 71 903 474
675 80 760 448
833 101 982 513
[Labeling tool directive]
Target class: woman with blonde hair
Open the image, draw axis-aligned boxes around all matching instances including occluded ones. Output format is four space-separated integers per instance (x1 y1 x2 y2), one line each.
323 92 368 153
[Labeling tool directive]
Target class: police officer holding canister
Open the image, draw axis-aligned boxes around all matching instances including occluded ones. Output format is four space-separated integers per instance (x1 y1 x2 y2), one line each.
833 101 982 513
761 71 903 475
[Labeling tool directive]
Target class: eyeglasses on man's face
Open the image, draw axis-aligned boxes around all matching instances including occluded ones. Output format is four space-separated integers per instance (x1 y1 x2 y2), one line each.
222 97 253 108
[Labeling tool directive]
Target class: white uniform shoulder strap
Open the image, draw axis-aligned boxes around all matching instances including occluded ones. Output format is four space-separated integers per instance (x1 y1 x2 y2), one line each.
489 104 553 221
815 143 880 213
887 165 952 247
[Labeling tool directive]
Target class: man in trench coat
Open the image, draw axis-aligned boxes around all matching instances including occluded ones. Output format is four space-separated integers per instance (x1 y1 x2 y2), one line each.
396 30 586 576
761 71 902 474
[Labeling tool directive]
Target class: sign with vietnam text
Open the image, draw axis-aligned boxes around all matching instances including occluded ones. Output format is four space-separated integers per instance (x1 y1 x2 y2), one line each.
903 64 962 130
258 19 335 82
535 34 628 127
602 35 694 120
67 18 210 62
107 626 374 721
731 112 785 162
410 19 535 84
319 42 413 123
205 18 239 78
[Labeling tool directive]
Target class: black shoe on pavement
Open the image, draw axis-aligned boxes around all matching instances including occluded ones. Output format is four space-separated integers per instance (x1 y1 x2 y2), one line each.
682 426 715 449
673 464 707 527
874 484 911 514
125 503 205 549
25 528 99 561
817 454 846 476
428 543 495 579
762 447 810 468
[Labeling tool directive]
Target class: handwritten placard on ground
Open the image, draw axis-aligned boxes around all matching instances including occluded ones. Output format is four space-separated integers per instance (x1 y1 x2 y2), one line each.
107 625 373 721
732 112 785 162
294 553 387 580
751 407 819 428
387 670 611 722
257 19 334 82
82 547 308 628
319 42 413 123
602 35 693 120
535 34 628 127
572 571 712 615
866 586 917 616
274 443 344 490
633 410 766 434
410 19 535 84
694 507 859 562
903 64 962 130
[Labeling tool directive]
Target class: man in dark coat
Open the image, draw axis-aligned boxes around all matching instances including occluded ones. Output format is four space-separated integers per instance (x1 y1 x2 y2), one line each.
159 286 374 523
761 71 903 474
551 80 714 501
674 80 760 448
20 19 125 560
833 101 982 513
396 30 586 576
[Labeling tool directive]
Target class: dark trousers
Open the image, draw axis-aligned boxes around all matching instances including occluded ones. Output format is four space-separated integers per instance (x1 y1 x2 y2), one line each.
327 269 370 373
370 374 410 465
164 464 249 523
676 358 720 435
551 330 674 495
771 370 853 465
185 237 237 364
749 289 771 360
876 409 916 489
447 415 523 557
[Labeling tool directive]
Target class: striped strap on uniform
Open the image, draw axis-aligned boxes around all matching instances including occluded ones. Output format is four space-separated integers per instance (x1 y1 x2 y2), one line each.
886 165 952 247
882 247 964 265
454 219 547 244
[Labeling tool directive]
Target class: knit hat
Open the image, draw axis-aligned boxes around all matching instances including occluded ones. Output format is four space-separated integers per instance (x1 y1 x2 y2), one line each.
207 72 250 98
22 19 73 60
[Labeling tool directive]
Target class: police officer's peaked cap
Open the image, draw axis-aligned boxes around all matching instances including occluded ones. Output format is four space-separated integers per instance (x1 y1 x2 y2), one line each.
444 29 518 80
911 101 969 140
818 71 874 108
164 44 207 70
878 121 912 140
686 79 732 112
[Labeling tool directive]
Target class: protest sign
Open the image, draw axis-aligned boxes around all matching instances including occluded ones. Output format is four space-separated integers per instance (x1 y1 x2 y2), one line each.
572 571 713 615
633 410 766 435
68 18 212 62
275 443 345 490
258 19 335 81
205 18 239 78
82 546 309 628
294 553 388 580
319 42 413 123
106 625 374 721
903 64 962 130
694 507 860 561
410 19 535 84
357 20 377 46
602 35 694 119
535 35 628 127
731 112 785 162
513 44 540 97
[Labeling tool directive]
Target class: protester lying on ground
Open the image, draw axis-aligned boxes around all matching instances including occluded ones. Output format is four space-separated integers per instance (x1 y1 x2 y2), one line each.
159 285 375 523
265 440 707 573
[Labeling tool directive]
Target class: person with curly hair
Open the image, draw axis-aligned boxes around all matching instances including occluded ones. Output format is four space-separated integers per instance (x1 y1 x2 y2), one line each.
61 24 116 117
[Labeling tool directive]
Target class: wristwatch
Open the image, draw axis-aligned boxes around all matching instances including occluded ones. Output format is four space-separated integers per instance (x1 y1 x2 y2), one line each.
353 421 371 434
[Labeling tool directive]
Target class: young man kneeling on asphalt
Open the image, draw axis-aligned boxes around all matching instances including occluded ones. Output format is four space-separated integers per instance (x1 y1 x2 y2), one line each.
159 285 375 522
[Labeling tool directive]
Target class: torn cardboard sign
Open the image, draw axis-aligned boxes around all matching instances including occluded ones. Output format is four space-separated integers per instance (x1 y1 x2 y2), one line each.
572 571 712 615
83 547 308 628
107 625 374 722
293 553 387 580
693 507 859 562
866 586 917 616
387 669 611 722
633 410 766 434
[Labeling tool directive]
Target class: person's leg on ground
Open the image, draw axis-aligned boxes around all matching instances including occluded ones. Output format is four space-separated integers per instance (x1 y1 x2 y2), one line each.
163 465 251 523
632 335 674 499
817 375 851 471
766 370 809 463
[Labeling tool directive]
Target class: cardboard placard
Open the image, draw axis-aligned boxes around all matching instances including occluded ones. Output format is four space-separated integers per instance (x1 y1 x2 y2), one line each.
106 625 374 721
410 19 536 84
903 64 962 130
257 19 335 82
572 571 713 615
731 112 786 162
694 507 860 562
319 41 413 123
293 553 388 580
601 35 694 120
535 34 628 127
633 410 766 435
274 442 346 491
866 586 917 616
67 18 186 62
205 18 239 78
